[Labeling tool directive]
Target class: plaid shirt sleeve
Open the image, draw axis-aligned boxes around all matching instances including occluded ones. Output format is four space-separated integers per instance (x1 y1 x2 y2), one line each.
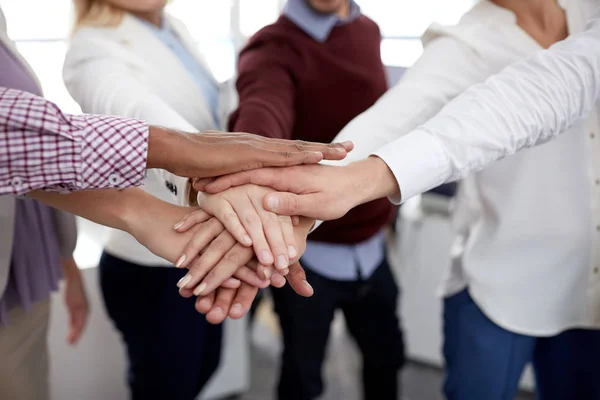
0 87 148 195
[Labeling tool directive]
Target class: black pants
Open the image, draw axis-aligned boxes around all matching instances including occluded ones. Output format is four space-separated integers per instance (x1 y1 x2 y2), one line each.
271 257 405 400
99 253 223 400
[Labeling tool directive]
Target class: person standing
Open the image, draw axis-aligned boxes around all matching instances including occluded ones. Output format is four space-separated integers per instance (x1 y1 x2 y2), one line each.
0 7 89 399
64 1 230 398
229 1 404 399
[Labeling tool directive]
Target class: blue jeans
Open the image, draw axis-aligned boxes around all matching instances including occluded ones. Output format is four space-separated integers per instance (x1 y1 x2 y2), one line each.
443 289 600 400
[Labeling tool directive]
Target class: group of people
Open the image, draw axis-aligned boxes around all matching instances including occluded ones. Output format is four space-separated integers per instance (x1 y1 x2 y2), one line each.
1 0 600 400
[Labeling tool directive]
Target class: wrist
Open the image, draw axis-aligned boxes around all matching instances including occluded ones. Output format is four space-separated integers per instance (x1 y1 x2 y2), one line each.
345 156 400 207
61 257 81 279
147 126 176 170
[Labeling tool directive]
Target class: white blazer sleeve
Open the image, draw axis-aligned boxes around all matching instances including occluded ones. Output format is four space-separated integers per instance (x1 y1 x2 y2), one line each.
308 34 490 231
375 9 600 202
323 35 490 168
63 33 194 205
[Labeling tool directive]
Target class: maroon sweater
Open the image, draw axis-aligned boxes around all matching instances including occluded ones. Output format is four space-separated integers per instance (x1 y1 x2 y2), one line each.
229 15 394 244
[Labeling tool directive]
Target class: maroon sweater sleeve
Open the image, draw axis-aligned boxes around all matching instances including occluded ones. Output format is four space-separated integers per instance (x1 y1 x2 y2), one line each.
229 37 298 139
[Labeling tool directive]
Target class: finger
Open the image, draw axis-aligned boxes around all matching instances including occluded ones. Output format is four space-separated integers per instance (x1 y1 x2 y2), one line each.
198 133 353 155
228 199 273 265
195 243 254 296
264 192 322 218
67 309 85 345
175 219 225 269
249 196 288 269
221 277 242 289
195 291 215 314
286 262 314 297
178 230 237 291
200 169 279 193
173 209 211 232
251 141 351 164
191 177 216 192
233 266 270 288
179 286 195 298
270 273 287 288
292 216 300 226
229 283 259 319
246 259 275 281
258 265 276 281
206 287 236 324
280 216 298 260
199 198 252 247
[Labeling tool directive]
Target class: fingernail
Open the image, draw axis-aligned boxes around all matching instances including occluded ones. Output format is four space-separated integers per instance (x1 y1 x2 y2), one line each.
335 147 346 153
173 221 184 230
177 274 191 288
261 250 274 264
262 266 272 280
193 283 207 296
277 255 288 270
312 151 323 158
266 196 280 211
288 245 297 258
231 303 242 314
304 280 313 291
212 307 223 316
342 141 352 147
243 235 252 246
175 255 186 268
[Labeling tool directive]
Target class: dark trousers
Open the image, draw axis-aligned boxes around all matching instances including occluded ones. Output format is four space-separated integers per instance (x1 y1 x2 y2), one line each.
444 289 600 400
271 257 405 400
99 253 223 400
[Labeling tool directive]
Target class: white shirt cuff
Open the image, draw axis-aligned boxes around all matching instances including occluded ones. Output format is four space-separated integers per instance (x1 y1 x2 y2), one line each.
372 128 450 204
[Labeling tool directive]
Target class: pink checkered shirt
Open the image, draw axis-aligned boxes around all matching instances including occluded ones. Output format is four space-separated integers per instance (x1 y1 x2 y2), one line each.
0 87 148 195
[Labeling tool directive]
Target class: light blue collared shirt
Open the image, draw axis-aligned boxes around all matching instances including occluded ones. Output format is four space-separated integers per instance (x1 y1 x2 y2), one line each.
283 0 386 281
283 0 361 42
140 17 220 124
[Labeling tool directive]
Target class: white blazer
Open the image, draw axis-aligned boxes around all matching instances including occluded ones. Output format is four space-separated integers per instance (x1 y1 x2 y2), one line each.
64 13 236 266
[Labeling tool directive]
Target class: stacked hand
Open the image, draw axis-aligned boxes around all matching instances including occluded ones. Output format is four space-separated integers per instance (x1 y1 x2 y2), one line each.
164 157 400 323
171 185 315 324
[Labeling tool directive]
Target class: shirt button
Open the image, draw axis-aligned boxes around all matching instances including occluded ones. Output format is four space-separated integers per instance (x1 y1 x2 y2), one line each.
596 179 600 185
10 177 23 187
595 267 599 274
591 132 596 139
108 173 123 186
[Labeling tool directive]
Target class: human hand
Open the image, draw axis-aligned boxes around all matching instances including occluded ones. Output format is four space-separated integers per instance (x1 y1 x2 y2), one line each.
177 215 315 311
147 127 354 179
182 184 299 269
172 209 285 295
195 157 400 220
193 261 311 324
62 257 89 346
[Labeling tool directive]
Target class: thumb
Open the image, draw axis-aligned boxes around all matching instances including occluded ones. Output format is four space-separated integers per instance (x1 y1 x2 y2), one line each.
286 262 313 297
264 192 320 218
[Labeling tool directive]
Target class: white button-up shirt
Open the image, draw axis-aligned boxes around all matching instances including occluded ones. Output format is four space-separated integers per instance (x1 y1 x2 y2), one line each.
329 0 600 335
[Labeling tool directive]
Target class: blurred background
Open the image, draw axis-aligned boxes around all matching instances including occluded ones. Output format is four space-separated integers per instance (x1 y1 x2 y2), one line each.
0 1 535 399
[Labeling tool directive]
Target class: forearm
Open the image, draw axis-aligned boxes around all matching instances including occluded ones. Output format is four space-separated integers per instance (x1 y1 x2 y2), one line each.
61 256 80 280
0 88 148 195
29 188 150 234
375 11 600 202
